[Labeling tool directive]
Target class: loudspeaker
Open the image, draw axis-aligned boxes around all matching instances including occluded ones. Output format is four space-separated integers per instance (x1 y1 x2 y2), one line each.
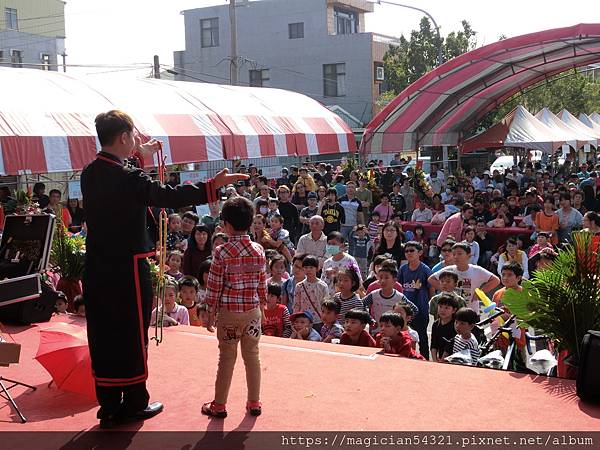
0 282 57 325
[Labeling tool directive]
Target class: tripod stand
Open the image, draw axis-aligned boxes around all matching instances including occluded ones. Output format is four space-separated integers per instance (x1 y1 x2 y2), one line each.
0 375 36 423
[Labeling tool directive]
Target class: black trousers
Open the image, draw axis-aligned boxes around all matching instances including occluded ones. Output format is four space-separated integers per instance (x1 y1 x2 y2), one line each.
95 382 149 419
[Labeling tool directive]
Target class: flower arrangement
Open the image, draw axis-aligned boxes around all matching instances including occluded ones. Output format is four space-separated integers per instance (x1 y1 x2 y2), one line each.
50 224 86 281
412 167 434 202
14 188 41 215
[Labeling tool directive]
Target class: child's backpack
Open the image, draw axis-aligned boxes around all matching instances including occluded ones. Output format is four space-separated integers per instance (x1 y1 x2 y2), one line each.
576 330 600 402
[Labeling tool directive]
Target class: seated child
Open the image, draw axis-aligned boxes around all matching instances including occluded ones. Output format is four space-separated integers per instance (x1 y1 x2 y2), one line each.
364 255 404 293
289 311 321 341
266 254 289 285
375 312 425 360
294 255 329 328
267 198 280 221
442 307 481 363
151 278 190 327
261 283 292 337
211 232 228 251
72 295 86 317
362 260 417 334
319 299 344 343
429 270 467 321
166 250 184 280
392 302 419 349
178 275 202 326
166 213 185 251
196 259 212 304
54 293 68 315
269 214 295 253
430 293 459 362
340 309 376 347
527 231 553 258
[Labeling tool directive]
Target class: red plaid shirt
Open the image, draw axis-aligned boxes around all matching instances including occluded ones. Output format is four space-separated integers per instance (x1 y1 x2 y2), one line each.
205 234 267 312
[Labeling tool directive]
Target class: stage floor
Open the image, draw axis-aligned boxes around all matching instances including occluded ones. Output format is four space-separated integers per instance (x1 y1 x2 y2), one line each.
1 316 599 432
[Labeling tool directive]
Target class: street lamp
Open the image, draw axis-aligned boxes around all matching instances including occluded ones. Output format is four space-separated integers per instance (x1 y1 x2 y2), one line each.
367 0 443 67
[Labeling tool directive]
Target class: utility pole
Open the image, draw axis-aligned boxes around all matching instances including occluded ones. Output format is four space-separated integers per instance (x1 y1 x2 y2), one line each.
153 55 161 79
229 0 238 85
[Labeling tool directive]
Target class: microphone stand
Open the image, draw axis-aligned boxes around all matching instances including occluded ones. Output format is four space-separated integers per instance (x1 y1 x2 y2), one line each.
0 321 37 423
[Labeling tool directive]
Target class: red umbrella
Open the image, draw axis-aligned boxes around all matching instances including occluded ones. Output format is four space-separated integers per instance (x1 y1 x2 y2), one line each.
35 322 96 401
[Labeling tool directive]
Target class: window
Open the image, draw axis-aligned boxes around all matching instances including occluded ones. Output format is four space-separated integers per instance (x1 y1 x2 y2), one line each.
323 63 346 97
11 50 22 68
200 18 219 48
288 22 304 39
334 8 357 35
249 69 270 87
41 53 50 71
5 8 18 30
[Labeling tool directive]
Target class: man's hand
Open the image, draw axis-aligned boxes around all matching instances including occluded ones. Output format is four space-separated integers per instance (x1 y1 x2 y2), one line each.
206 312 216 333
137 138 163 160
212 168 249 189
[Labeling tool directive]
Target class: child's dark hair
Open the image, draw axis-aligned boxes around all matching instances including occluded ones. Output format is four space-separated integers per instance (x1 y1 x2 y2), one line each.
221 196 255 231
379 311 405 328
438 270 459 283
414 224 425 235
393 301 414 320
452 242 472 254
327 231 345 244
167 250 183 262
178 275 200 292
336 266 361 292
267 283 282 297
292 253 308 264
73 295 85 311
437 292 460 310
501 261 524 278
302 255 319 268
164 277 179 292
270 213 284 224
372 254 391 267
269 254 286 269
455 307 478 325
322 299 341 314
378 259 398 278
212 232 228 245
404 240 423 251
196 259 212 286
344 308 371 324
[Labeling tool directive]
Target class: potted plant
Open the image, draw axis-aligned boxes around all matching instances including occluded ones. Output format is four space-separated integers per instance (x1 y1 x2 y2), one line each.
502 232 600 378
50 222 86 309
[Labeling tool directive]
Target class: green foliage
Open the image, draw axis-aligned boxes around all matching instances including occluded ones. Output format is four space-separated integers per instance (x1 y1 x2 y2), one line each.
50 225 86 281
502 232 600 356
383 18 476 95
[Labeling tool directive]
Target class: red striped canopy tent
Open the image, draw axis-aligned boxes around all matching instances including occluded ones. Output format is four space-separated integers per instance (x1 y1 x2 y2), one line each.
361 23 600 154
0 68 355 176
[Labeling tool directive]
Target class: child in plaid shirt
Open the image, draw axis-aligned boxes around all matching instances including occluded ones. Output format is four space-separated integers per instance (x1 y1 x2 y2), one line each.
203 196 267 418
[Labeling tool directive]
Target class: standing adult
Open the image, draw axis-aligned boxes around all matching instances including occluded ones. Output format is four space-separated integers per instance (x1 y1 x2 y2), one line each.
436 203 474 246
277 185 300 244
339 181 364 241
296 215 327 266
81 110 245 428
44 189 72 228
556 193 583 243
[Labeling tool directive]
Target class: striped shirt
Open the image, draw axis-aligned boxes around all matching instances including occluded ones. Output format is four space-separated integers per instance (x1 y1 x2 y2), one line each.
205 234 267 312
333 292 366 324
451 334 481 363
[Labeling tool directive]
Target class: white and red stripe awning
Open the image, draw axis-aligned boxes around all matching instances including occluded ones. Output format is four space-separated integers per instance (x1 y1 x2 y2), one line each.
0 68 355 175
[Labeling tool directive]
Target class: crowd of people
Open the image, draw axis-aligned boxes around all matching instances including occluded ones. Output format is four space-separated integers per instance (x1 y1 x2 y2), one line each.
3 152 600 363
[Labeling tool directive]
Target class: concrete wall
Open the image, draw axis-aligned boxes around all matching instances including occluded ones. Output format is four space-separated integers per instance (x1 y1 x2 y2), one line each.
0 0 65 70
176 0 381 124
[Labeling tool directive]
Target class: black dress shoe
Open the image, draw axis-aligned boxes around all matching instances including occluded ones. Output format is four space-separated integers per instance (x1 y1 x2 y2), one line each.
99 416 118 429
116 402 164 424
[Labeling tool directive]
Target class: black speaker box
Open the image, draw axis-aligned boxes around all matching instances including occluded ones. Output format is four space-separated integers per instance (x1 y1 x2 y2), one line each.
0 282 57 325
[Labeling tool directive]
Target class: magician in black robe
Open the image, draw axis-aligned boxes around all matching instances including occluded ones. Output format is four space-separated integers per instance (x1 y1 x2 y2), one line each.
81 151 218 417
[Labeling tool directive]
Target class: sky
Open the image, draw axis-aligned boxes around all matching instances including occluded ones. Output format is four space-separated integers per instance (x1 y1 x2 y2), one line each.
64 0 599 77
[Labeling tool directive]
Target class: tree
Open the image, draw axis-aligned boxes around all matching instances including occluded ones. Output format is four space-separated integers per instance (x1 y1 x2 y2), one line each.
382 18 476 96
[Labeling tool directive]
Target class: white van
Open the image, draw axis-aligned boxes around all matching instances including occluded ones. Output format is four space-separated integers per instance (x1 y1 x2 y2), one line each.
489 151 543 174
403 156 431 174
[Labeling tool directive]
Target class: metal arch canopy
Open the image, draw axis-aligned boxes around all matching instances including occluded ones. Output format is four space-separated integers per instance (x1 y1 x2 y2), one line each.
362 23 600 153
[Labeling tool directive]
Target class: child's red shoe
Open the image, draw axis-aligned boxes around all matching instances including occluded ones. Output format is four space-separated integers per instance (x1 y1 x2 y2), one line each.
246 401 262 416
201 401 227 418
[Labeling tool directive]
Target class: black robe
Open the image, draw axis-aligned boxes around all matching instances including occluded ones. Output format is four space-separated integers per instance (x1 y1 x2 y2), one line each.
81 151 217 387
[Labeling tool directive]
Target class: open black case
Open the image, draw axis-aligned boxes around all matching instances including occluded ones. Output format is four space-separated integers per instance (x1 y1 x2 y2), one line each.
0 214 55 306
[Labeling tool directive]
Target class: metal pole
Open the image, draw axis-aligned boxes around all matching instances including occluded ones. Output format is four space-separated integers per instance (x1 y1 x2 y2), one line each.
375 0 443 66
229 0 238 86
153 55 161 79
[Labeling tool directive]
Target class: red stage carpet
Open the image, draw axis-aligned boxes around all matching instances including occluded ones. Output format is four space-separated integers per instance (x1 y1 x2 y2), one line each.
1 316 599 432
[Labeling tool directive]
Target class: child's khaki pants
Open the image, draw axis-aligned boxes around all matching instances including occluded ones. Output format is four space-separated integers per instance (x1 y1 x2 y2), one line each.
214 307 261 404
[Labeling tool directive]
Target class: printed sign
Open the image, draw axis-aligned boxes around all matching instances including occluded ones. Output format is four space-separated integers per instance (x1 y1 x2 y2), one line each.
179 171 208 185
68 180 82 199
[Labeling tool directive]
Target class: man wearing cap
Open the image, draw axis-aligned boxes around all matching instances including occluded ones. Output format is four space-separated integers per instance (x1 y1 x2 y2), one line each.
299 192 320 235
